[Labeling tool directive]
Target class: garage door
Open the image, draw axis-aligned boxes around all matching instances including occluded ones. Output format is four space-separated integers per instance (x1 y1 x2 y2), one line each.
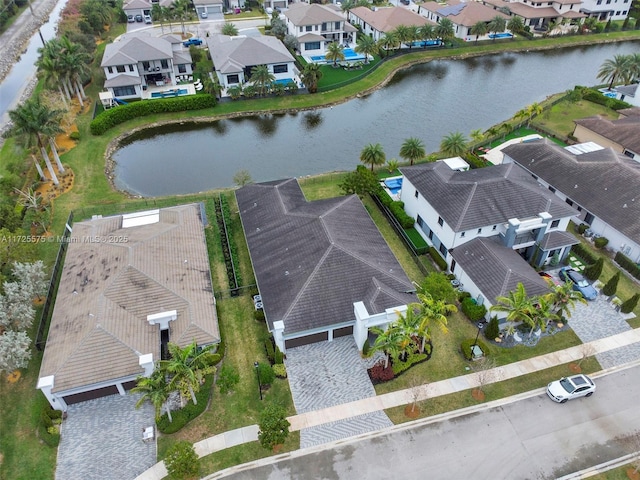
285 331 328 348
62 385 120 405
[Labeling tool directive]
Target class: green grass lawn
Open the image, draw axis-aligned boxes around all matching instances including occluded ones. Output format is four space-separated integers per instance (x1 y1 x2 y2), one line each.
532 98 619 138
317 56 382 90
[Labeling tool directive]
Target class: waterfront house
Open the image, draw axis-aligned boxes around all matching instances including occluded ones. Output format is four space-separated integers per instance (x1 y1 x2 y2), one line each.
348 6 436 42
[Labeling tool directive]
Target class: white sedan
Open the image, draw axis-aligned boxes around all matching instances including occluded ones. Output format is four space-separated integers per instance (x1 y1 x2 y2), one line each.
546 374 596 403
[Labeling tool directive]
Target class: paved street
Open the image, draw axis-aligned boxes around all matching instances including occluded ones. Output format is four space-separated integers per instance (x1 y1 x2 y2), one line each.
212 364 640 480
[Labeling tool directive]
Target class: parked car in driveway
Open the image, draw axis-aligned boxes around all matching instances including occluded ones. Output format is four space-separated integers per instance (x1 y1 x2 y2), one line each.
183 38 203 47
547 374 596 403
559 267 597 300
144 14 152 24
127 14 135 23
135 14 143 22
201 10 208 18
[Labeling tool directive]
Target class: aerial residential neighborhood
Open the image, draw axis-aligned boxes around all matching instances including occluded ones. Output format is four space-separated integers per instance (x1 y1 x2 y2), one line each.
1 0 640 479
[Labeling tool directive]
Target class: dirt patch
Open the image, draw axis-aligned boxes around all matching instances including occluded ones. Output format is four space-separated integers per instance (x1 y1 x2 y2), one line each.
627 467 640 480
6 370 21 383
404 405 421 418
472 388 485 401
34 168 74 205
569 363 582 374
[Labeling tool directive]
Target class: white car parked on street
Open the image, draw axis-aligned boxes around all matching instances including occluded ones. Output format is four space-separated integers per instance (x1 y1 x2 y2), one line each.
546 374 596 403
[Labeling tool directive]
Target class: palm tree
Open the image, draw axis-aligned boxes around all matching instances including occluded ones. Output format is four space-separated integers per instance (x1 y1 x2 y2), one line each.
627 53 640 82
222 22 239 36
355 35 378 64
360 143 386 171
393 25 412 48
250 64 275 96
151 4 165 33
470 21 488 43
202 75 222 98
58 37 90 107
399 137 426 165
488 15 507 40
470 129 484 144
490 283 535 332
325 42 345 67
131 370 173 422
9 96 64 185
412 291 456 353
173 0 191 35
525 102 543 127
370 324 402 368
435 18 455 42
500 122 512 140
543 279 587 321
507 16 524 36
301 62 323 93
378 32 400 57
406 25 421 49
527 296 557 335
440 131 468 157
37 55 68 107
159 341 218 405
418 24 434 42
597 54 633 89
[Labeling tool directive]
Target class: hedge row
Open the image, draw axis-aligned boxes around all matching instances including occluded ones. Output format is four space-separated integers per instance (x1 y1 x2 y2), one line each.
461 297 487 322
615 251 640 280
157 374 214 434
376 189 415 229
428 246 448 271
571 243 598 265
579 87 631 111
38 407 62 447
90 95 217 135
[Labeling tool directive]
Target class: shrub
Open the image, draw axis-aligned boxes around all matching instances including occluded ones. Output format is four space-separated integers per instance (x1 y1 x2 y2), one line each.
218 364 240 394
157 374 213 434
577 223 589 234
461 338 489 360
164 441 199 479
584 257 604 281
254 309 265 322
484 316 500 340
461 297 487 321
391 352 427 376
362 339 371 357
419 272 457 303
41 410 53 428
258 403 290 450
264 338 275 364
428 246 448 271
90 95 217 135
621 293 640 314
580 87 631 110
214 340 225 362
458 290 471 302
602 272 620 297
274 346 284 365
368 361 395 383
37 422 60 447
615 252 640 280
258 361 275 386
69 131 80 141
594 236 609 249
272 363 287 378
571 243 597 265
389 201 415 229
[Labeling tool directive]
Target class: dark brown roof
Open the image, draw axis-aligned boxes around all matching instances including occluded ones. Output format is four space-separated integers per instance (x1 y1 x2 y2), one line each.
503 138 640 244
400 162 577 232
574 115 640 154
236 179 414 335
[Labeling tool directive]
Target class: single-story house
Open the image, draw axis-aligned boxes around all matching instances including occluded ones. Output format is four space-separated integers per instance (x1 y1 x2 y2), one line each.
348 6 436 42
37 205 220 411
100 34 193 99
122 0 171 18
207 34 298 91
236 179 415 352
418 1 509 41
573 113 640 161
503 138 640 263
193 0 224 16
284 3 357 55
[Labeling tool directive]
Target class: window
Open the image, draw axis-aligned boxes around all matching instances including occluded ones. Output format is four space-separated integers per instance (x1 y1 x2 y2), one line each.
450 259 456 272
116 65 125 73
624 150 634 158
414 189 418 198
304 42 321 50
142 61 150 71
565 198 574 207
273 64 288 74
417 215 424 227
616 10 621 14
439 243 448 257
178 64 187 73
548 186 556 193
107 66 113 74
306 25 312 32
161 60 168 69
128 65 134 72
428 230 433 240
550 219 560 228
461 231 465 238
596 0 601 3
113 86 136 97
438 216 444 227
321 22 327 31
335 21 340 29
300 27 303 33
227 74 239 84
477 228 482 234
606 0 611 4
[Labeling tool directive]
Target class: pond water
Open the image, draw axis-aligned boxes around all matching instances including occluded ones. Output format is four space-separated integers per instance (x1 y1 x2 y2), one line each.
112 41 640 197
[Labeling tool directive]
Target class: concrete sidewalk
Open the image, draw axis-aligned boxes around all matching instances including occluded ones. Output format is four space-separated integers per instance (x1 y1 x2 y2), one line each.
135 328 640 480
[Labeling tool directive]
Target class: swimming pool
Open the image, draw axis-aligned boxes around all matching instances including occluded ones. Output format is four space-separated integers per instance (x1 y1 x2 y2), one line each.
384 177 403 195
488 33 514 39
151 88 189 98
309 48 366 63
409 40 444 48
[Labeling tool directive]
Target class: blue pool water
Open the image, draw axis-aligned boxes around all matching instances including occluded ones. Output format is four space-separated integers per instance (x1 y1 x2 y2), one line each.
309 48 366 63
273 78 295 85
151 88 189 98
488 33 514 39
409 40 444 48
384 177 403 195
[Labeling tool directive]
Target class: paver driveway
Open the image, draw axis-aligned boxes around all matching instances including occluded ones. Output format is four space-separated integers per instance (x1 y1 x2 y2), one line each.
56 393 156 480
284 336 392 448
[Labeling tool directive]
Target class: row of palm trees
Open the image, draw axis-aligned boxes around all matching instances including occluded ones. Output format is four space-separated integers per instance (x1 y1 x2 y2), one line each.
150 0 193 35
597 53 640 90
132 341 219 422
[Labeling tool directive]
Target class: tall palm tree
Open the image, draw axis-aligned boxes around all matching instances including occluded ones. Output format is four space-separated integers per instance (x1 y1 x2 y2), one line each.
597 54 633 89
131 370 173 422
490 283 535 331
360 143 386 171
406 25 421 49
393 25 412 48
378 32 400 57
543 279 587 321
627 53 640 82
37 55 68 107
159 341 217 405
202 75 222 98
419 24 434 42
9 96 64 185
500 122 512 140
470 21 488 43
151 4 165 33
507 16 524 36
412 292 456 353
488 15 507 39
355 35 378 64
440 131 468 157
399 137 426 165
325 42 345 67
435 18 455 42
250 65 275 96
470 129 484 144
301 62 323 93
173 0 191 35
525 102 543 127
58 37 91 107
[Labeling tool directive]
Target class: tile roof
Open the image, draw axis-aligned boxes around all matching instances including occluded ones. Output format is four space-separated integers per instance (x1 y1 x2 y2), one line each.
350 6 436 31
104 73 142 88
421 0 508 26
481 0 562 18
618 107 640 118
450 237 550 303
236 179 414 335
285 2 345 25
503 138 640 244
39 204 220 394
574 115 640 154
400 161 577 232
101 35 173 67
207 35 295 74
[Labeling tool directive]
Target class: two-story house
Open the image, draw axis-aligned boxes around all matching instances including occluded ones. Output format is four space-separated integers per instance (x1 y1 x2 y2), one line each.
481 0 586 32
100 34 193 99
573 112 640 161
348 6 436 43
579 0 631 21
284 3 357 57
418 1 509 41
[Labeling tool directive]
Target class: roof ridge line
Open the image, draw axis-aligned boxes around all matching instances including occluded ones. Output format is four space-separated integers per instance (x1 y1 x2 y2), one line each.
455 182 477 231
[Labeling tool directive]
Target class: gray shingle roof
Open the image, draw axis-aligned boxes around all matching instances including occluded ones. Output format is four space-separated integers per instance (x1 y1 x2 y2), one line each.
539 230 579 250
450 237 550 303
207 34 295 75
104 73 142 88
101 36 173 67
236 179 414 335
39 205 220 394
503 138 640 245
400 162 577 232
574 115 640 154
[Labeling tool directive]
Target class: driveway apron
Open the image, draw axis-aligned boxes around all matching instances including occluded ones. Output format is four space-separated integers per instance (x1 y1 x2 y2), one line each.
56 393 156 480
284 336 392 448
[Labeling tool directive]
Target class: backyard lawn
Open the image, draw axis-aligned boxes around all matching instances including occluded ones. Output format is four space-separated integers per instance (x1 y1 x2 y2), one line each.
532 97 619 138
